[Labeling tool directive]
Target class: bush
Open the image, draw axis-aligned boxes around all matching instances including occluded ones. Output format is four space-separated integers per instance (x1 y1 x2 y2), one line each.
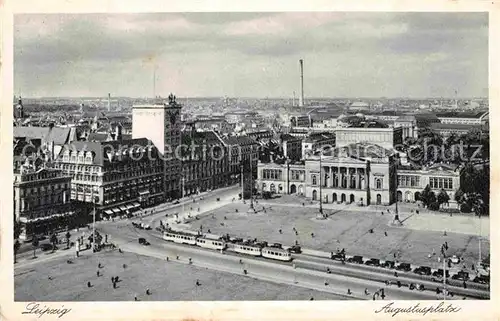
460 203 472 213
428 202 440 211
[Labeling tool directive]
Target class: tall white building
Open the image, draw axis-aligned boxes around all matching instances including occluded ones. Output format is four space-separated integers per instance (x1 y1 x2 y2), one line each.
132 94 183 200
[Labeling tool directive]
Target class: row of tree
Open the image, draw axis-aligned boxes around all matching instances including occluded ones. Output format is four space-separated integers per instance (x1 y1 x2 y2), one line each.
419 185 450 211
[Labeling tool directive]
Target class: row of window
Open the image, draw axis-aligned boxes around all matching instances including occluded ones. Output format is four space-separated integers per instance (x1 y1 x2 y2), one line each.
18 183 69 197
398 175 421 188
262 169 283 180
429 177 454 190
290 170 305 181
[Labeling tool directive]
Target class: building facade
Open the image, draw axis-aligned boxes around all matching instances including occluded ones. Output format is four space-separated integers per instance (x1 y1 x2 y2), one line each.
258 143 398 206
302 132 336 159
53 138 163 219
397 163 461 206
335 127 403 150
132 94 182 200
14 164 74 242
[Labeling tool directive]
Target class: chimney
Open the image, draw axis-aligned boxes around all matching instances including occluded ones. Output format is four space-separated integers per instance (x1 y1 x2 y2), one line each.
299 59 304 107
107 93 111 112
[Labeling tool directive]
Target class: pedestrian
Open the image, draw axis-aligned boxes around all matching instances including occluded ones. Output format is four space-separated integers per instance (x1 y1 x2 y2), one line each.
113 281 116 289
445 242 448 250
176 255 179 260
279 229 282 234
48 276 53 280
87 281 92 288
310 297 314 301
443 231 447 236
311 233 315 238
463 281 467 289
393 253 396 259
302 203 305 207
432 249 436 256
146 289 151 295
196 280 201 286
381 211 384 215
208 229 211 233
295 240 299 245
384 231 387 237
189 258 192 264
98 262 102 268
416 210 419 214
97 270 100 277
324 282 329 286
438 257 441 263
364 288 369 295
394 271 398 278
123 264 127 269
134 296 138 301
111 276 115 283
295 231 298 236
347 289 351 295
166 257 169 262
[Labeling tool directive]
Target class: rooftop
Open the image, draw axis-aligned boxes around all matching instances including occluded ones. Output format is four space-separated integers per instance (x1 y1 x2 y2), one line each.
14 126 72 145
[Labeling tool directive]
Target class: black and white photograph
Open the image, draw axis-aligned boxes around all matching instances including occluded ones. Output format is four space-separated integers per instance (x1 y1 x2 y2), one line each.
2 3 497 320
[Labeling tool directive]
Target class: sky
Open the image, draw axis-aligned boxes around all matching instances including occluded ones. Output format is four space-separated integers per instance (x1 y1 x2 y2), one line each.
14 12 488 99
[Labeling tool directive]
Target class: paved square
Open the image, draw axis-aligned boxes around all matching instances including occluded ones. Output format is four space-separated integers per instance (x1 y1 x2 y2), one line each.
187 199 489 271
15 251 346 301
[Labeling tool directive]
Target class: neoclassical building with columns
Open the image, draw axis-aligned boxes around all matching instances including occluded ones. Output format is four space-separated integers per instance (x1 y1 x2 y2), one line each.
257 142 398 206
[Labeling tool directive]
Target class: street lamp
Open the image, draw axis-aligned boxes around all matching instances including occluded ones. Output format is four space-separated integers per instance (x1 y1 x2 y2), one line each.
319 152 323 216
93 196 99 252
248 149 256 213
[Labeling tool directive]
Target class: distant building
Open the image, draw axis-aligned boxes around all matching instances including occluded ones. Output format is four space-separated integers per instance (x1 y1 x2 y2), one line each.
14 125 77 160
430 123 485 139
349 101 370 112
290 115 312 128
335 126 403 150
302 132 336 159
435 111 489 126
394 115 417 140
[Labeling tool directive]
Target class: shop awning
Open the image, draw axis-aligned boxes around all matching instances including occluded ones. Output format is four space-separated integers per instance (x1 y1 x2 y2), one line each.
111 208 121 214
118 206 128 211
139 190 150 196
132 202 140 208
104 210 113 215
125 204 134 210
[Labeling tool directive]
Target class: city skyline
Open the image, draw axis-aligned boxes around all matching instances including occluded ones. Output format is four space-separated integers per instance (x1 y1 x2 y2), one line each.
15 12 488 99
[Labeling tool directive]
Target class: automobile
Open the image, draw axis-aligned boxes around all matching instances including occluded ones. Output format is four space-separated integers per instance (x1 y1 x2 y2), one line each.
138 238 150 246
143 224 152 230
450 255 460 264
347 255 364 264
288 245 302 254
365 258 380 266
331 253 345 261
451 271 469 281
383 260 395 269
432 269 450 278
472 275 490 285
40 243 53 252
413 266 432 276
395 263 412 272
270 243 283 248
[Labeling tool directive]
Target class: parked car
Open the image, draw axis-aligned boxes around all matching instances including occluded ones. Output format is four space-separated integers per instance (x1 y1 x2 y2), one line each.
365 258 380 266
40 243 53 252
331 253 345 261
347 255 364 264
395 263 412 272
473 275 490 284
451 271 469 281
383 260 395 269
432 269 450 278
138 238 150 246
413 266 432 276
288 245 302 254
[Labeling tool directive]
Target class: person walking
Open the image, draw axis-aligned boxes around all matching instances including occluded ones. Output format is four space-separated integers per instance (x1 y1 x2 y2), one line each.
347 289 351 295
364 288 369 295
87 281 92 288
146 289 151 295
97 270 100 277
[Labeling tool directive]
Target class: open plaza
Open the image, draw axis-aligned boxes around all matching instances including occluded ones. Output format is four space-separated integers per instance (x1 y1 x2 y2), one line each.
15 250 346 301
184 195 489 272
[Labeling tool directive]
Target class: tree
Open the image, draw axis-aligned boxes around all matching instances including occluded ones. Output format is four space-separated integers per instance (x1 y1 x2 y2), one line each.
419 185 436 207
65 231 71 249
50 233 58 253
14 239 21 264
437 189 450 208
32 236 39 258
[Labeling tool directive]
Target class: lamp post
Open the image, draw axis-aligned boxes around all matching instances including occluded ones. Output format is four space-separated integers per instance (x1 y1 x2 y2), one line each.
248 149 256 213
319 151 324 217
93 196 98 252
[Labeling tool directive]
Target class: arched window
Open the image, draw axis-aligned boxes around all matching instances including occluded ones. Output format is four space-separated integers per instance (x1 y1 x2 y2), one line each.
376 178 382 189
312 175 317 185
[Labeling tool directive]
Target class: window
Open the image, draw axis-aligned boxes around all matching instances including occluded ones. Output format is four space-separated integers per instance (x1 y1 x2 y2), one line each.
312 175 317 185
376 178 382 189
